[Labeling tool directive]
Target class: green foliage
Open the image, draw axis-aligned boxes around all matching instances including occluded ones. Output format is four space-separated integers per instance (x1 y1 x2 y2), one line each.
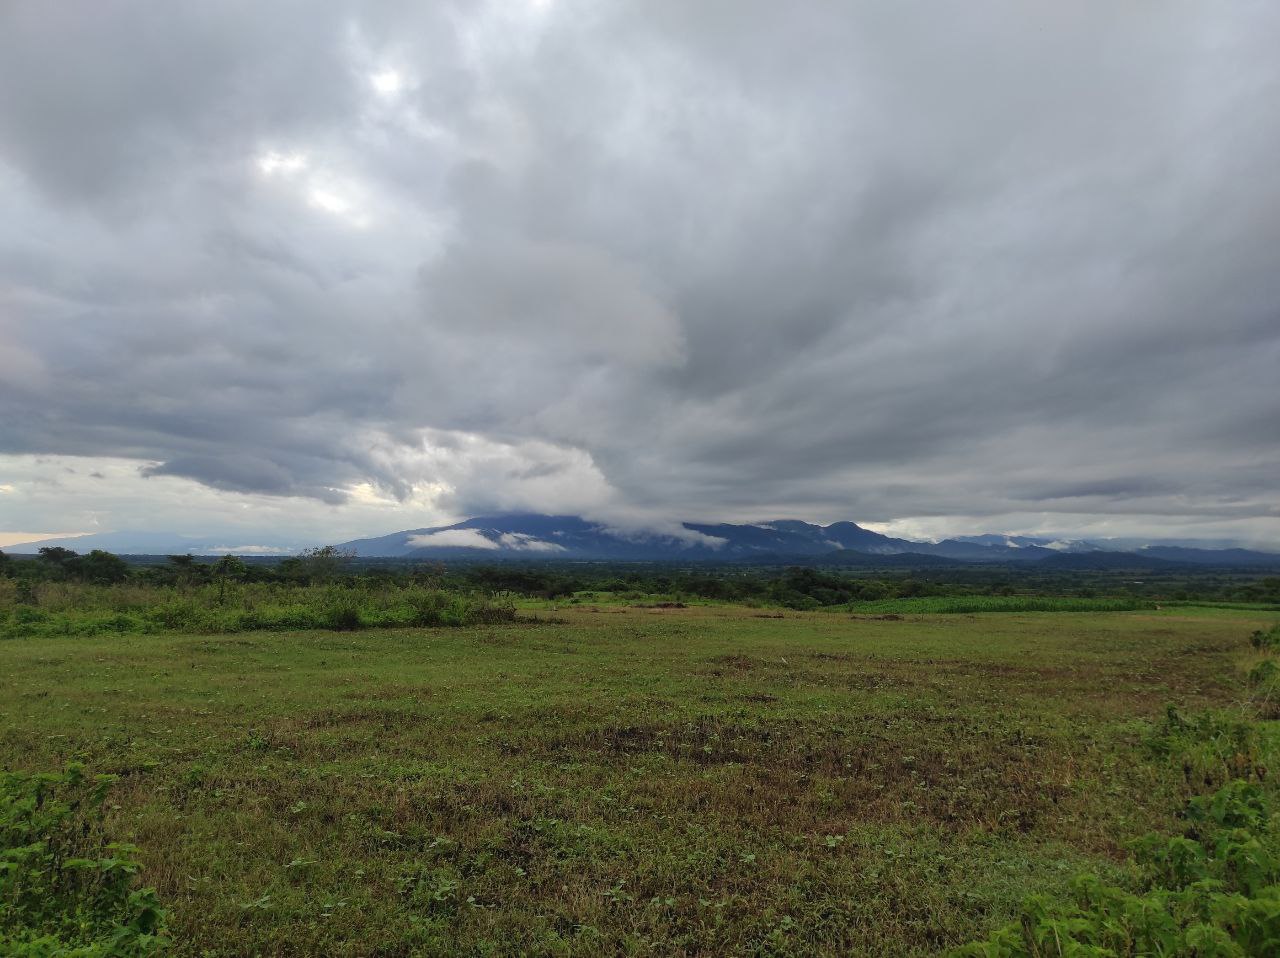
75 551 130 585
0 765 167 956
955 622 1280 957
36 547 80 571
283 545 355 584
3 545 1277 613
952 780 1280 957
1145 706 1264 789
321 594 363 631
1251 625 1280 651
1248 659 1279 686
27 549 128 585
0 581 517 639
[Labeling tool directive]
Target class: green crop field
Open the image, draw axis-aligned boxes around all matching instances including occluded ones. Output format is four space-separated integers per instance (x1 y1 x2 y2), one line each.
3 605 1279 956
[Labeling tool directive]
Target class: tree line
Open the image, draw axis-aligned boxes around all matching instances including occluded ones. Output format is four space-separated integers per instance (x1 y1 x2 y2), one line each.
2 545 1277 608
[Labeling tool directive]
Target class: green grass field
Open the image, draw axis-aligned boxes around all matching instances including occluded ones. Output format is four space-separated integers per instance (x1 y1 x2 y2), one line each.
3 605 1277 956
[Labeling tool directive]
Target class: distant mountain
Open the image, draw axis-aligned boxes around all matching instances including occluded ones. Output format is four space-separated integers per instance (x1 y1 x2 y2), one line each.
340 514 910 560
339 514 1077 562
334 514 1280 566
951 534 1104 553
3 530 300 556
8 515 1279 568
340 514 709 560
1033 551 1189 571
809 550 964 568
920 539 1056 562
1138 546 1280 567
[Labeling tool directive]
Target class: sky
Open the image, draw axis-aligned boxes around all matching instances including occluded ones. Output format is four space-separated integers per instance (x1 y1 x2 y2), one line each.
1 1 1279 550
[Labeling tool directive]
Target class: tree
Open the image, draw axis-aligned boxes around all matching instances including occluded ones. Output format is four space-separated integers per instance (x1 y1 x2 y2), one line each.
292 545 354 584
210 555 248 600
35 547 79 580
75 550 129 585
37 546 78 567
0 549 10 577
167 554 203 587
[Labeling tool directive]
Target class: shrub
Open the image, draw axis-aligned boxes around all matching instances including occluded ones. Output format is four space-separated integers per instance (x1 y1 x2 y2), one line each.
323 598 363 631
0 583 518 638
952 779 1280 957
403 590 448 627
1249 659 1280 687
1252 625 1280 651
1146 706 1265 789
468 597 518 626
0 765 168 956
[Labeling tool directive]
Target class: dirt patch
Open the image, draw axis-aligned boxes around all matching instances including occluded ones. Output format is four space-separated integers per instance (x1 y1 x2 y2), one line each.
538 715 1078 829
703 653 760 674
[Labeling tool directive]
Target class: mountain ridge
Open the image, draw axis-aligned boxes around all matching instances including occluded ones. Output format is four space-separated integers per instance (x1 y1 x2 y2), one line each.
6 515 1280 567
334 514 1280 567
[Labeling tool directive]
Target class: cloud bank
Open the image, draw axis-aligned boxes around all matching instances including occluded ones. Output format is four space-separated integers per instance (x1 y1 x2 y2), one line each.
1 1 1278 545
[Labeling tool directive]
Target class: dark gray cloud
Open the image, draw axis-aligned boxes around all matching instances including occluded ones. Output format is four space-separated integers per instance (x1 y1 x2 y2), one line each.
2 1 1279 544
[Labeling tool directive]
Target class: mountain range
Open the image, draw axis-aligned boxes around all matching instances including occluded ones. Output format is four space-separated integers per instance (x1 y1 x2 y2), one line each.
11 514 1276 568
336 515 1280 566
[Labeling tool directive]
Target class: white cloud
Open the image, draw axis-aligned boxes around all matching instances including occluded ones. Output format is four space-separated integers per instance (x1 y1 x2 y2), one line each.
206 544 296 554
598 518 729 549
497 532 564 552
406 528 500 549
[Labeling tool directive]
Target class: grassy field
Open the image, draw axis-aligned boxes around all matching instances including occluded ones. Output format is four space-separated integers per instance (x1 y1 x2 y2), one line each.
2 605 1277 956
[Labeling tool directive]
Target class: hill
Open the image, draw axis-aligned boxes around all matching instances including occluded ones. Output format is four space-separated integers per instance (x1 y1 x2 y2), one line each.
8 515 1279 568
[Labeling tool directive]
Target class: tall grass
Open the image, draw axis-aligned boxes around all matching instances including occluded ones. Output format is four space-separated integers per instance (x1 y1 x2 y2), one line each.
0 581 516 639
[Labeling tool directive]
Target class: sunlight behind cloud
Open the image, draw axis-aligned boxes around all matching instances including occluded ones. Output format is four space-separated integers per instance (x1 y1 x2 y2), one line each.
369 69 403 97
306 184 371 228
256 150 308 175
307 188 351 216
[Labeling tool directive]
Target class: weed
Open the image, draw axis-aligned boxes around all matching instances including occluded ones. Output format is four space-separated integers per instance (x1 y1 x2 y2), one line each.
1251 625 1280 651
1145 705 1265 789
0 765 168 955
953 623 1280 956
952 779 1280 956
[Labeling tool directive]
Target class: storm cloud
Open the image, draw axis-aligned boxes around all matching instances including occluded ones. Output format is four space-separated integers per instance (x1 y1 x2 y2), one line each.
2 1 1278 545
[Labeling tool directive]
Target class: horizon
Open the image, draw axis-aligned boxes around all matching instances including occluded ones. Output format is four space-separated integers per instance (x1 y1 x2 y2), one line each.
3 4 1279 552
4 509 1279 556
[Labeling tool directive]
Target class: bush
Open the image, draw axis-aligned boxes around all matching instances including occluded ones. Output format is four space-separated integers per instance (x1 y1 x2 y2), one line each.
1146 706 1265 789
0 765 168 956
403 589 448 627
0 583 517 638
1252 626 1280 651
323 598 363 631
952 779 1280 957
1249 659 1280 687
